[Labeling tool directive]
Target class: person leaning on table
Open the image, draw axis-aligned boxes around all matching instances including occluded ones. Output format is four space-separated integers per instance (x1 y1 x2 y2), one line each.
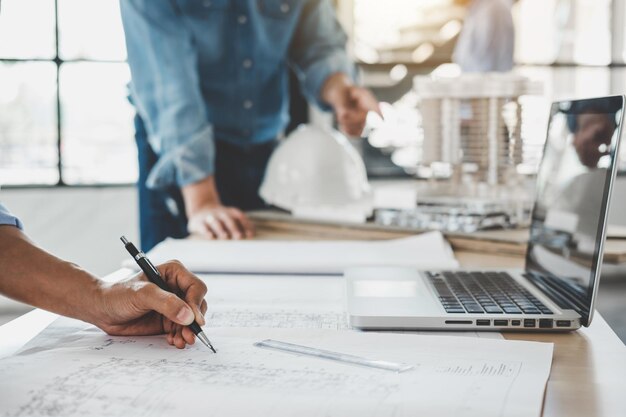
0 203 207 349
120 0 380 251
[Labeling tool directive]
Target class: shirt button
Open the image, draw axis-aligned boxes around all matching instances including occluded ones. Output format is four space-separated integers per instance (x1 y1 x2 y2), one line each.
280 3 290 13
243 100 253 109
242 59 253 69
238 15 248 24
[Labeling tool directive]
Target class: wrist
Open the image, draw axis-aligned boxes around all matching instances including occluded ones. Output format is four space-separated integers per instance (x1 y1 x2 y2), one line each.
181 175 222 218
64 264 108 327
321 72 352 108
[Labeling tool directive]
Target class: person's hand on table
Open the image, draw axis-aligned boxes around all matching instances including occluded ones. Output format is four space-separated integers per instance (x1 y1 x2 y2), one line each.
322 72 381 137
187 204 254 240
94 260 208 349
182 175 255 240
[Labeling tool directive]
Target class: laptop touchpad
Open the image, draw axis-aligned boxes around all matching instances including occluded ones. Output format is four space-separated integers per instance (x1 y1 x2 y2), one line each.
353 280 419 298
346 267 440 315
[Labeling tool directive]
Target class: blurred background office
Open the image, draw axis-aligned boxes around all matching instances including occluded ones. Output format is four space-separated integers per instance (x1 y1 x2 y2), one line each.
1 0 625 340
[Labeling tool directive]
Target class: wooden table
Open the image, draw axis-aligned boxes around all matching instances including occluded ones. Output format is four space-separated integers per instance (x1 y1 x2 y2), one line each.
251 221 626 417
1 223 625 417
451 250 626 417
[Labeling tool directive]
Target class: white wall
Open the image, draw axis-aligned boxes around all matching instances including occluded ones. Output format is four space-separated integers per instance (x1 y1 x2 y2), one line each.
0 186 139 314
1 186 139 274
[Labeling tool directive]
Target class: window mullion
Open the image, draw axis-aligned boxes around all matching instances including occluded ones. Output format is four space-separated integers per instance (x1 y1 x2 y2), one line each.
54 0 64 186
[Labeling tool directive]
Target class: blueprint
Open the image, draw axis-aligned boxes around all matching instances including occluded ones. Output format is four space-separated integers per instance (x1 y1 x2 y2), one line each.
0 318 553 417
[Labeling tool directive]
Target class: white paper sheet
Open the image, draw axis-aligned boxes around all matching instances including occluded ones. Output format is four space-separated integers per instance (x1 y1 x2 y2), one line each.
0 318 552 417
203 307 501 339
124 231 459 274
200 273 503 339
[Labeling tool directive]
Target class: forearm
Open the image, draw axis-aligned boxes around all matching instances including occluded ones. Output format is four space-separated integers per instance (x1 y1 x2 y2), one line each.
0 226 103 325
181 175 222 218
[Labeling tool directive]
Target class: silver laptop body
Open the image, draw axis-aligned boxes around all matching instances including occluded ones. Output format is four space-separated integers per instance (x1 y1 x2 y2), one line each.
347 96 625 331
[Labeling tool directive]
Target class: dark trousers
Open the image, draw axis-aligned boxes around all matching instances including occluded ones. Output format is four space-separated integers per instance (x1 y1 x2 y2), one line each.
134 114 275 252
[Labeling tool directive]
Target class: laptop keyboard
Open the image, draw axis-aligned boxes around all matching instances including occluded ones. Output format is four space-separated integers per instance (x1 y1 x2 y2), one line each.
428 271 553 315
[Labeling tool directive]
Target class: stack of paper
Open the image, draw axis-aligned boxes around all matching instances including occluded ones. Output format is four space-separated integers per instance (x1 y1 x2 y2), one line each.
125 231 458 274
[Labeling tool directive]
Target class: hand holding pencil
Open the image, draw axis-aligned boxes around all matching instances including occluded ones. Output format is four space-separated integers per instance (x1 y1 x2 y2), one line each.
93 240 214 351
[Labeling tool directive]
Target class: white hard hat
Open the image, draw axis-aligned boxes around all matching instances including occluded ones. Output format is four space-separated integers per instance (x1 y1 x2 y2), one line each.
260 124 373 223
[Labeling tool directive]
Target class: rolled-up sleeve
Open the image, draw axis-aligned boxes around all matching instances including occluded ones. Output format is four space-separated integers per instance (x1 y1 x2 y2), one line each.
120 0 215 190
288 0 356 110
0 203 23 230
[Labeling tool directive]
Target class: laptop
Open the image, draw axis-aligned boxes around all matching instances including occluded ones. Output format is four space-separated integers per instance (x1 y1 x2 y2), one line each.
346 96 624 331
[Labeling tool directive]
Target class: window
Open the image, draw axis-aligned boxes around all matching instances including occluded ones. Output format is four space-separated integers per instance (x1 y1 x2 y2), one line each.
0 0 136 186
351 0 626 175
514 0 612 66
514 0 626 172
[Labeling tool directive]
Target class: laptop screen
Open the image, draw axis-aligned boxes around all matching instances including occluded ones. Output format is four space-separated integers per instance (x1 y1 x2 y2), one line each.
525 96 624 326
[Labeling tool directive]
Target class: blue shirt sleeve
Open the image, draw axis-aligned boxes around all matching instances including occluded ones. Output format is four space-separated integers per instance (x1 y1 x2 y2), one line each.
120 0 216 190
288 0 356 110
0 203 23 230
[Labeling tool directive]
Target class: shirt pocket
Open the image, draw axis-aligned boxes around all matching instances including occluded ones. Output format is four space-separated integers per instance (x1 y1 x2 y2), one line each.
257 0 296 19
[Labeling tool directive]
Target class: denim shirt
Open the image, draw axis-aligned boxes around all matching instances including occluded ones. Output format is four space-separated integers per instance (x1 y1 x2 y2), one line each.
0 203 23 230
120 0 355 190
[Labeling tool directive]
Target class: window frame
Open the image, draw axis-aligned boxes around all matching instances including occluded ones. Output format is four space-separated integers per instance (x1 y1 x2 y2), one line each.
0 0 134 189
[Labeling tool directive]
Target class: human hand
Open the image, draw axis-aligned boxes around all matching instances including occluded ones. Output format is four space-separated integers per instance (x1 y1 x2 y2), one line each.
94 260 208 349
573 113 615 168
333 86 380 137
181 176 255 240
322 73 380 137
187 204 255 240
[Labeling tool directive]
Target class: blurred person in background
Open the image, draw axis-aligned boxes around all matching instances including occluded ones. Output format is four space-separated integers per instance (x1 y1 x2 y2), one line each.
120 0 380 251
453 0 515 72
571 112 616 169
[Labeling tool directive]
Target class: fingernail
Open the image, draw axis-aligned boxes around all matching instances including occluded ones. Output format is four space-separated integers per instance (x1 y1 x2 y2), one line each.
176 307 194 325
